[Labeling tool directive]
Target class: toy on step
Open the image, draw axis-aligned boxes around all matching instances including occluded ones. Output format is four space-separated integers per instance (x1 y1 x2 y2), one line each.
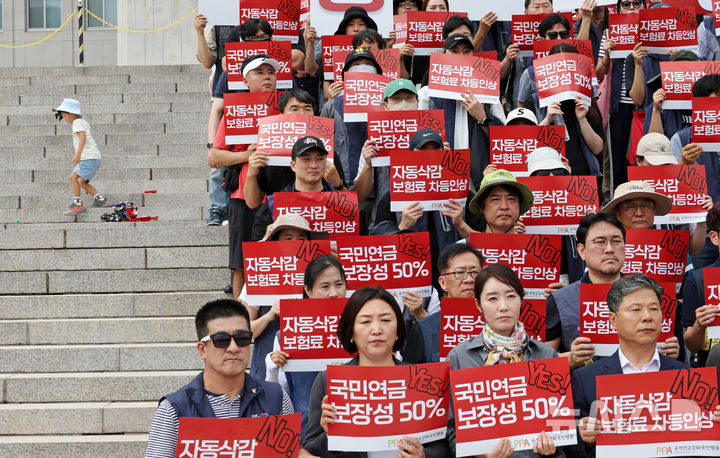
101 202 159 222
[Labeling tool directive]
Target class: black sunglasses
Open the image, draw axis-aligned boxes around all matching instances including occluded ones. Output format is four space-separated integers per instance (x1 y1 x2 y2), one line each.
620 0 643 9
546 31 570 40
201 330 253 348
534 168 569 176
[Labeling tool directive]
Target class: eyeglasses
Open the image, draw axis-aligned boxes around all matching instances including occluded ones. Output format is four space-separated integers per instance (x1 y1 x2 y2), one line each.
546 31 570 39
620 1 643 9
534 168 569 177
588 237 625 249
441 270 481 280
201 330 253 348
245 34 271 42
620 201 655 212
398 0 418 7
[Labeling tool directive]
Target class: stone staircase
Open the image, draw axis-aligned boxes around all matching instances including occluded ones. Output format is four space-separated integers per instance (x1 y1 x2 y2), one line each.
0 65 230 456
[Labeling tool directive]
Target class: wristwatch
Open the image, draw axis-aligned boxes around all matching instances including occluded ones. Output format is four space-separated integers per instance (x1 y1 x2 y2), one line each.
206 142 213 149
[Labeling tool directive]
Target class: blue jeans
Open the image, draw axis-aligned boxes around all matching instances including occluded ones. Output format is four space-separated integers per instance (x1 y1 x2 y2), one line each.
208 166 229 214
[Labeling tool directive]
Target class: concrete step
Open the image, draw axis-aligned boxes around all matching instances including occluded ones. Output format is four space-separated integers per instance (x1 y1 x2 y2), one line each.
75 82 178 95
31 165 206 183
48 268 227 294
123 92 209 104
105 132 203 146
0 205 204 224
114 111 208 125
0 124 56 136
0 401 156 435
0 76 29 87
1 370 198 402
44 143 159 157
0 434 148 457
0 291 227 320
8 113 115 126
0 196 19 209
4 102 172 116
19 191 210 210
0 178 208 196
20 93 124 106
29 75 131 86
0 343 201 372
0 84 76 96
0 64 203 77
0 154 205 171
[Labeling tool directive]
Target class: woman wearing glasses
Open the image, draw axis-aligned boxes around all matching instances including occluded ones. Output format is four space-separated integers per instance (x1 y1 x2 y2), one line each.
446 264 561 458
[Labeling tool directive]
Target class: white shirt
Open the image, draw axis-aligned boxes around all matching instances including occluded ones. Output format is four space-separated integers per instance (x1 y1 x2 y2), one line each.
618 347 661 374
72 118 101 160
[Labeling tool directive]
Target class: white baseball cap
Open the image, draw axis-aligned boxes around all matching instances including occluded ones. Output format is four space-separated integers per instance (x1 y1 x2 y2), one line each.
241 55 281 78
527 147 567 175
506 108 538 126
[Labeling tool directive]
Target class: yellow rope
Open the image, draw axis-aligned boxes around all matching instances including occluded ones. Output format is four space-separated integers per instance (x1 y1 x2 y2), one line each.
0 10 76 49
85 7 198 33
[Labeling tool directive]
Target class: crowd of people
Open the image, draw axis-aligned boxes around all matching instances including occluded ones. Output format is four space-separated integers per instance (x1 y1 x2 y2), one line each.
144 0 720 456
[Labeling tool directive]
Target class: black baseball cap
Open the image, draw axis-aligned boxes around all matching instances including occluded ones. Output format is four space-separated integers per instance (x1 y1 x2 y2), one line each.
343 49 384 76
409 129 443 150
443 33 473 52
291 136 329 160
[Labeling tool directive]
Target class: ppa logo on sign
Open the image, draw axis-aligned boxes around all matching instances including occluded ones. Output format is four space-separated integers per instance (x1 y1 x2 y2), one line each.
657 446 673 455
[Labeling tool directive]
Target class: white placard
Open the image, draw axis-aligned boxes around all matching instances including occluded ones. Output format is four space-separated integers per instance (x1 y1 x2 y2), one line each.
309 0 393 37
198 0 240 26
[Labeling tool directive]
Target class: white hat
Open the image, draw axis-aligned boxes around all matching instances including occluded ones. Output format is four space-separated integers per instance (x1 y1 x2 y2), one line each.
53 98 82 116
636 133 677 165
505 108 538 126
600 181 673 216
527 147 566 175
262 213 329 242
241 56 281 78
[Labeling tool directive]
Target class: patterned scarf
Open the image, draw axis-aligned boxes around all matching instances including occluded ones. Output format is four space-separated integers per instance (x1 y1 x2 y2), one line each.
483 322 529 365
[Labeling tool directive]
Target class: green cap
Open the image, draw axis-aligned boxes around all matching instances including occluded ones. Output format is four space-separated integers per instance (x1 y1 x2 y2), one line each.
384 78 417 100
468 169 534 215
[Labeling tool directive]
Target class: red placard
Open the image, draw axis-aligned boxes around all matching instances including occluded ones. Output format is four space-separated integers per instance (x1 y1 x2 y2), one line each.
336 233 433 300
326 362 450 451
639 6 698 54
704 268 720 339
225 41 293 90
223 92 280 144
427 53 501 103
715 0 720 37
390 149 470 211
532 39 594 62
535 52 594 107
440 298 484 359
512 13 574 55
608 13 639 58
240 0 300 43
393 11 467 55
343 73 392 122
475 50 498 60
596 368 720 455
579 283 676 356
692 97 720 150
242 239 331 305
469 233 561 298
279 298 353 371
488 125 566 176
321 35 354 80
273 191 359 238
517 176 600 234
660 61 717 109
451 357 577 456
367 110 446 167
176 414 302 458
622 228 689 285
256 114 334 166
331 48 402 82
627 165 709 224
522 299 547 342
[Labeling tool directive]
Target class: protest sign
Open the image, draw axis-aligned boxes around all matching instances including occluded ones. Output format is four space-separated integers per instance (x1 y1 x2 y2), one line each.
453 0 528 21
521 299 547 342
512 13 575 56
427 53 501 103
273 191 359 238
659 61 717 109
390 149 470 211
639 7 698 54
242 239 331 305
198 0 240 25
310 0 393 37
469 233 561 299
322 35 354 80
621 229 689 285
240 0 300 42
579 283 676 356
223 92 280 144
279 298 353 371
596 367 720 457
517 176 600 234
367 110 446 167
440 298 483 360
692 97 720 150
533 39 593 62
554 0 615 10
326 362 450 451
451 357 577 456
256 114 334 166
608 13 639 58
332 48 402 82
535 52 594 107
343 73 391 122
176 414 302 458
225 41 293 90
336 232 434 300
704 268 720 339
393 11 467 55
488 125 566 176
627 165 709 224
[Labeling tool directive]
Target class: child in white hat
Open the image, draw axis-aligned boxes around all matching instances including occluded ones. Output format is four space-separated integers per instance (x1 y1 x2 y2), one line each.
53 98 107 216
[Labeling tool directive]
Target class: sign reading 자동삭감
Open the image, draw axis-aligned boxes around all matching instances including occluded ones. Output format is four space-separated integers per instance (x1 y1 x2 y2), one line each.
393 11 467 55
621 228 689 285
660 61 718 109
240 0 301 42
608 13 639 58
273 191 359 238
427 53 501 103
223 91 281 144
489 125 566 176
692 97 720 150
704 268 720 338
638 6 698 54
322 35 354 80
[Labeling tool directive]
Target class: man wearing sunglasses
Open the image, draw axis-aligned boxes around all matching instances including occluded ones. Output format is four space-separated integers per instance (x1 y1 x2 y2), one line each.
146 299 298 457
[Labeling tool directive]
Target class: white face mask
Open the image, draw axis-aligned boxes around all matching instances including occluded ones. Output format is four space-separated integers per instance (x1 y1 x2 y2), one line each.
348 64 378 74
387 100 418 111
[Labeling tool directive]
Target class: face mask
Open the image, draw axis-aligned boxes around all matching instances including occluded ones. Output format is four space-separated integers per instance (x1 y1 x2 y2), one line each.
348 64 378 74
387 100 418 111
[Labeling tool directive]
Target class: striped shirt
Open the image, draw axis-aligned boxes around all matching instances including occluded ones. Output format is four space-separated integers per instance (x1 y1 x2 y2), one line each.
598 34 633 105
145 389 294 457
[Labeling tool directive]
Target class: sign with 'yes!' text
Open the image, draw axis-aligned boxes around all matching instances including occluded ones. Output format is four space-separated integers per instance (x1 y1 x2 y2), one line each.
367 110 445 167
451 357 577 456
176 414 302 458
428 53 501 103
489 125 566 176
273 191 359 238
256 114 334 166
326 362 450 452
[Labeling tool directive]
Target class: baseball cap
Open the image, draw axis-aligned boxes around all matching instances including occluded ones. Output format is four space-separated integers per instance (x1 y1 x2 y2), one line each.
409 128 443 150
635 133 677 165
443 33 473 51
343 49 384 75
291 136 329 160
241 54 281 78
506 108 538 126
53 98 82 116
384 78 418 99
